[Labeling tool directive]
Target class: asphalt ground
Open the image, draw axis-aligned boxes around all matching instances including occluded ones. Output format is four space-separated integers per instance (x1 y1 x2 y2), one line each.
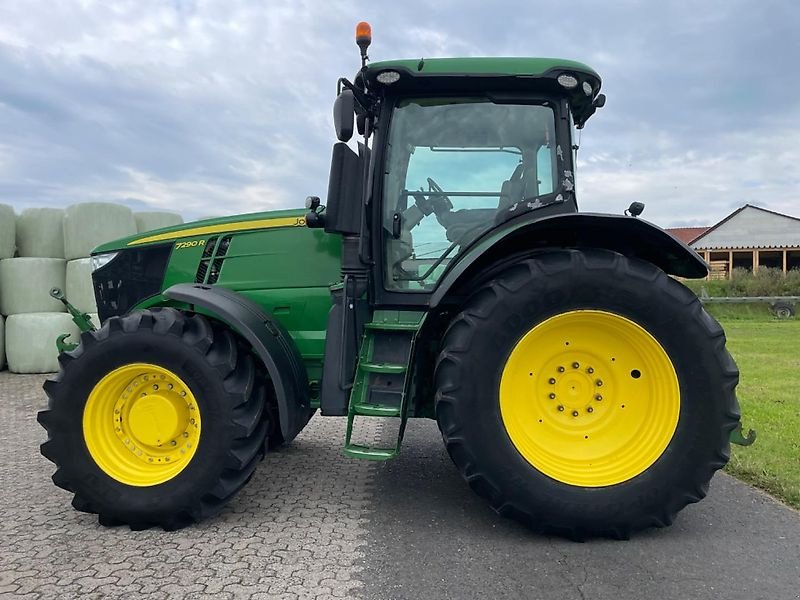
2 372 799 600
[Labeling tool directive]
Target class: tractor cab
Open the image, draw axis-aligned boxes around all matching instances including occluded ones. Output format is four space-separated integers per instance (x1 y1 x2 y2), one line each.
309 45 606 296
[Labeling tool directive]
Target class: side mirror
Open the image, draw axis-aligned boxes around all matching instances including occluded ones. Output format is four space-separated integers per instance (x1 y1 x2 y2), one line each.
593 93 606 108
333 89 355 142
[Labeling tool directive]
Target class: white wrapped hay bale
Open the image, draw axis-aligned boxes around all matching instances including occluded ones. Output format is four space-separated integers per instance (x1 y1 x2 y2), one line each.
15 207 65 258
0 203 15 259
63 202 136 260
135 211 183 233
0 315 5 370
5 313 80 373
0 258 66 315
66 258 97 314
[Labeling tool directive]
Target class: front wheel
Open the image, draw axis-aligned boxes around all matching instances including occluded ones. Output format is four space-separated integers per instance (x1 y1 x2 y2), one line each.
435 249 740 539
38 308 268 530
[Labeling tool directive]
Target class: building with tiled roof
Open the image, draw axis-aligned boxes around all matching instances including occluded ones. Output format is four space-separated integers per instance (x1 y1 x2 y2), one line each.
665 227 710 245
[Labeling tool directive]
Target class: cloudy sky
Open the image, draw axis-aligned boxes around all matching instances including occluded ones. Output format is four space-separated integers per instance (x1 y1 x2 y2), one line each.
0 0 798 227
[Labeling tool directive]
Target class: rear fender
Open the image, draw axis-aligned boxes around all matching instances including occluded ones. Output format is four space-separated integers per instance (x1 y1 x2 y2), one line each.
430 212 707 307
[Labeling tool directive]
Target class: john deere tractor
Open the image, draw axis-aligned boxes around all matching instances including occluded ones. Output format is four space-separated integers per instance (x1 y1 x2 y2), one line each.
38 23 752 538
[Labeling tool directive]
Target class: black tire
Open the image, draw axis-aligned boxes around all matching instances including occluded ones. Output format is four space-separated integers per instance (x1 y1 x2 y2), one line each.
38 308 268 530
772 302 795 319
264 398 316 450
435 249 740 539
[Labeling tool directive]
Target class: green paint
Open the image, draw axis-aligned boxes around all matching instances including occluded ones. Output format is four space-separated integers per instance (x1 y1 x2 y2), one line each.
95 209 340 384
368 57 599 79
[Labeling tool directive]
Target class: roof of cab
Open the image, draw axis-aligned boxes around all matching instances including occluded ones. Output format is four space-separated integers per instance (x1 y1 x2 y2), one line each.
367 57 599 79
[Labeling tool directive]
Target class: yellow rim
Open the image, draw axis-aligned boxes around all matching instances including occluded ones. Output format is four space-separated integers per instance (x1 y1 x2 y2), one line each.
499 310 680 487
82 363 202 486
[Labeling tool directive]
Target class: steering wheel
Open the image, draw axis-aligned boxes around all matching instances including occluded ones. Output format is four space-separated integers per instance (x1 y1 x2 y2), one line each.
426 177 454 216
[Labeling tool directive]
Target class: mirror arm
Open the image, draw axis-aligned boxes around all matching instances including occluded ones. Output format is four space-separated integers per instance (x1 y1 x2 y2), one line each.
338 77 376 118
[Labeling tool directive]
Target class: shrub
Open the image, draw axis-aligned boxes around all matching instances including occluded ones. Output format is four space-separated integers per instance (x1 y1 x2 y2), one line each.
681 267 800 297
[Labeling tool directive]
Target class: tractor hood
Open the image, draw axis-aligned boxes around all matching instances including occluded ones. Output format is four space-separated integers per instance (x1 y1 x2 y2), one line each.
92 208 308 255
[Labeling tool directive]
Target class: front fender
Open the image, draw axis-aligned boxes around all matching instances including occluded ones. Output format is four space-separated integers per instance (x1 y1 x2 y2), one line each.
163 283 311 444
431 212 707 307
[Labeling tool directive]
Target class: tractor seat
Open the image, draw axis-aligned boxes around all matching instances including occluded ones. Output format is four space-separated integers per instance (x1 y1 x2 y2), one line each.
497 163 525 210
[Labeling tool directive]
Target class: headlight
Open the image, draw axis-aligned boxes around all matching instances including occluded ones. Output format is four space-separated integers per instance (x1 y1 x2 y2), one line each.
376 70 401 84
557 74 579 89
582 81 593 96
90 252 119 272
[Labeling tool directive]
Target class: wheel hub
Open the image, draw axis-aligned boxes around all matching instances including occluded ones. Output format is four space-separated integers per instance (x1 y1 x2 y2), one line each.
547 359 607 420
127 394 181 446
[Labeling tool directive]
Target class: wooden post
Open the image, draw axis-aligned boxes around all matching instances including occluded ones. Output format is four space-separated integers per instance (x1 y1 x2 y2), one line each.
728 250 733 278
754 249 759 272
784 249 788 274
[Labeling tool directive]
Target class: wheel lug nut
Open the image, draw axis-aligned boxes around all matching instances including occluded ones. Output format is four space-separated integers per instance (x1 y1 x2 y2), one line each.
572 362 580 369
587 367 594 374
571 410 579 417
153 384 159 390
596 380 603 387
557 405 565 412
595 394 603 401
549 393 556 399
557 366 565 373
587 407 594 413
548 378 556 384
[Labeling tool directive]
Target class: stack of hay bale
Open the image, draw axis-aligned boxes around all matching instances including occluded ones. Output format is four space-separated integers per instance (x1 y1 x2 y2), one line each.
0 203 182 373
0 203 15 371
1 205 73 373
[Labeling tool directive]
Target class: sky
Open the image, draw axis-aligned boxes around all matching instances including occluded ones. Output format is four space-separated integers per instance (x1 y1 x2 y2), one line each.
0 0 798 227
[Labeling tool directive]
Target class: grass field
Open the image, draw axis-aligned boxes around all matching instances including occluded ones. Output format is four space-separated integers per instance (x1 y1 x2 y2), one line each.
713 312 800 509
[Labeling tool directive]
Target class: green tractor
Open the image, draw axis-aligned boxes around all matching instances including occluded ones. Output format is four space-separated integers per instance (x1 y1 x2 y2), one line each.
38 23 753 538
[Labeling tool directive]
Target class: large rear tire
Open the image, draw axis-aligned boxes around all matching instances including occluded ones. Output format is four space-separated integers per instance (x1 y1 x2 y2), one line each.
435 249 740 539
38 308 268 530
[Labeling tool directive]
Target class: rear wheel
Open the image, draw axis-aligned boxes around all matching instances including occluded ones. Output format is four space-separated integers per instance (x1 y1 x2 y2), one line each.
38 308 268 530
435 249 740 538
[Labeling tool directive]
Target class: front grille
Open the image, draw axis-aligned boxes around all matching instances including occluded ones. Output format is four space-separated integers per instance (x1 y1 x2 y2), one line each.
92 244 172 321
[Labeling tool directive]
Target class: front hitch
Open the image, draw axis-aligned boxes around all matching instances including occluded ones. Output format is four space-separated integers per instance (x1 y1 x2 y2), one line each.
730 422 757 446
50 287 96 353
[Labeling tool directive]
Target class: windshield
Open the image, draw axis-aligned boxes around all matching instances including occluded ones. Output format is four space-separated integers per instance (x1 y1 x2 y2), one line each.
382 97 557 290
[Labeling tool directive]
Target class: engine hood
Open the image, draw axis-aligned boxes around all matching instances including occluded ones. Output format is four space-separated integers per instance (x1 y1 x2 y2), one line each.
92 208 308 254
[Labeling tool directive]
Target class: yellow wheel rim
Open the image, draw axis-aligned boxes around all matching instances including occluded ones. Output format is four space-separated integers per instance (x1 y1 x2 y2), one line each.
499 310 680 487
83 363 202 486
